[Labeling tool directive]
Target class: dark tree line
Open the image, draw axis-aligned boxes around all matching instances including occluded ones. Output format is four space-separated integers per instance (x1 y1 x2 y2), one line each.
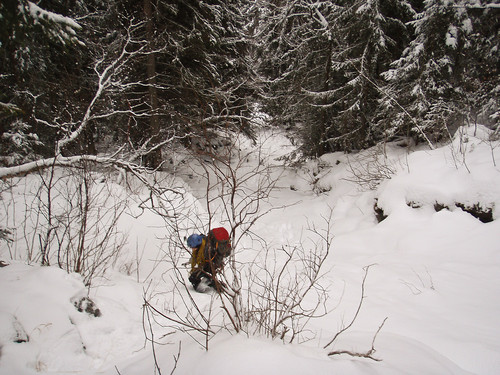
1 0 256 168
257 0 499 156
1 0 498 167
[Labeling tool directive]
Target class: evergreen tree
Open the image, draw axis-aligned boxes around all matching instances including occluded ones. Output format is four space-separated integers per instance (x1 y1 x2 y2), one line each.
379 0 476 143
155 1 255 142
316 0 407 152
257 0 341 156
258 0 414 156
0 0 87 163
1 0 256 167
462 1 499 128
4 0 493 166
95 0 256 166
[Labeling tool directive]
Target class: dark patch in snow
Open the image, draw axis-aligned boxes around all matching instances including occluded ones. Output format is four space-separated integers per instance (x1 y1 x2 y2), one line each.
374 200 387 223
12 317 29 343
406 201 422 209
72 296 101 317
433 202 449 212
406 201 493 223
0 228 13 243
455 203 493 223
313 184 331 194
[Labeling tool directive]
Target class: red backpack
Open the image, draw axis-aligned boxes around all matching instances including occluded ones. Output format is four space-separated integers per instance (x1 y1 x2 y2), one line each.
208 227 232 258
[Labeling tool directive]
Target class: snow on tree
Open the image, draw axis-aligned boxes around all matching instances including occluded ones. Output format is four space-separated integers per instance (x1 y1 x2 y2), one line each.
0 0 87 163
461 0 499 128
0 120 42 166
379 0 477 142
21 1 83 46
256 0 341 156
80 0 257 168
257 0 412 155
310 0 406 153
1 0 258 171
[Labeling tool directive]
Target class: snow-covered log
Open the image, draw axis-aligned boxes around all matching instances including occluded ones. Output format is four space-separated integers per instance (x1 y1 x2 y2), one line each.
0 155 143 181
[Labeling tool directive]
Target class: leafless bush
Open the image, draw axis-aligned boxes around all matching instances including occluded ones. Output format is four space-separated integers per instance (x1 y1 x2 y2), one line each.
243 217 332 343
135 174 219 351
55 166 127 285
141 130 387 361
344 144 397 190
142 273 218 351
146 136 336 347
143 212 333 349
138 131 289 349
0 179 16 254
0 163 127 286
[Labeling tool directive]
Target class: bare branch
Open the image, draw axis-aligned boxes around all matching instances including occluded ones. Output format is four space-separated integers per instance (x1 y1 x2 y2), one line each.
0 154 145 184
56 22 145 154
323 264 376 348
169 342 181 375
142 300 163 375
328 317 388 361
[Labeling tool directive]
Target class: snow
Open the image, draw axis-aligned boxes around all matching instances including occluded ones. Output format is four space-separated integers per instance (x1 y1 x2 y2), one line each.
17 2 84 47
446 26 458 48
1 125 500 374
26 1 81 31
462 17 473 34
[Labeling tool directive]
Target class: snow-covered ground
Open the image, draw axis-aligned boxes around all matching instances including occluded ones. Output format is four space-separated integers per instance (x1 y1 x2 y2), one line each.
1 125 499 374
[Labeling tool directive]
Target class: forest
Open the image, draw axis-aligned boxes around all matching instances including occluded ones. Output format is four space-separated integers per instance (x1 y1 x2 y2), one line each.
0 1 500 375
1 0 498 171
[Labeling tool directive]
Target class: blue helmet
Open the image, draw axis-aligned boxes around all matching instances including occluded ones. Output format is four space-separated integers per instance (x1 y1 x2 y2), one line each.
187 234 203 248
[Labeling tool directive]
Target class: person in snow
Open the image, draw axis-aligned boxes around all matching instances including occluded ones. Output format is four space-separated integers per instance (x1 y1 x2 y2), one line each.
186 231 227 292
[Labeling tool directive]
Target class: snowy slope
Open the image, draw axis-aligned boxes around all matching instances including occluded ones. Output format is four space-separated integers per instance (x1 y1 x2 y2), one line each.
1 125 499 374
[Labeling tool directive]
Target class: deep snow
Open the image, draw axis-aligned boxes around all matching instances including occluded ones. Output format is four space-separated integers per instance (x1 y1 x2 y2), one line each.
1 125 499 374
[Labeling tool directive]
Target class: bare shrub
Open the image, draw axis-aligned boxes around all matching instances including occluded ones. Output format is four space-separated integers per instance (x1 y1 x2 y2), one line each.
345 144 398 190
0 163 127 286
243 220 332 343
140 130 387 363
141 133 338 351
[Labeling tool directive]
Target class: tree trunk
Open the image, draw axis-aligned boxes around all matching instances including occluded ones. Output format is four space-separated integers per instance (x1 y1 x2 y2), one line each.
144 0 161 168
319 41 333 156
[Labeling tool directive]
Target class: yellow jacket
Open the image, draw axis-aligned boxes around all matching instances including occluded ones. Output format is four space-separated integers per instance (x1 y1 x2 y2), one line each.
190 238 207 273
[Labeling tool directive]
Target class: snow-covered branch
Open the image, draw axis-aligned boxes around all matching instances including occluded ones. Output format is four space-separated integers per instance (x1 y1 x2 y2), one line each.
0 102 24 115
22 1 84 46
55 21 146 155
0 154 146 182
454 3 500 9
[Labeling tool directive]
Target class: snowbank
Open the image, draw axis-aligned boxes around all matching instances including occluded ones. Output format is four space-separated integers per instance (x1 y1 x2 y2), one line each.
1 125 499 374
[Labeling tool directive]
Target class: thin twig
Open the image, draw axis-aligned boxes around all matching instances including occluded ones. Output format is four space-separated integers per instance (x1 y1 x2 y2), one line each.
323 264 376 348
328 317 388 361
169 342 181 375
143 303 162 375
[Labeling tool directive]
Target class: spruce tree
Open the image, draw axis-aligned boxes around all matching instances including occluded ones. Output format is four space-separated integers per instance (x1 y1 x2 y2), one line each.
258 0 411 156
316 0 405 152
379 0 476 143
100 0 256 166
0 0 87 163
257 0 341 156
462 2 499 128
